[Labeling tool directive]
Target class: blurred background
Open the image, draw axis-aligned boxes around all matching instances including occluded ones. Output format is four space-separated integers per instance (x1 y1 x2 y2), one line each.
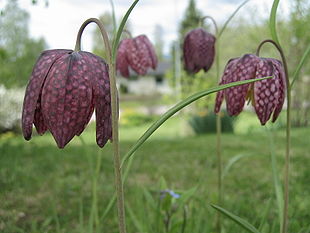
0 0 309 232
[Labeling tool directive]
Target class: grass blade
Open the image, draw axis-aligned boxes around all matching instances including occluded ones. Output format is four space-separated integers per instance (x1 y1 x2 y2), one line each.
121 76 272 167
222 154 255 179
218 0 250 38
258 198 272 231
126 202 145 233
291 44 310 87
269 0 281 45
211 204 261 233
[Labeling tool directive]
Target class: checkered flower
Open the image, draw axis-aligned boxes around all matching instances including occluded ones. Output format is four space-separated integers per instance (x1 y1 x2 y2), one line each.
116 35 158 78
22 49 112 148
183 28 216 73
214 54 286 125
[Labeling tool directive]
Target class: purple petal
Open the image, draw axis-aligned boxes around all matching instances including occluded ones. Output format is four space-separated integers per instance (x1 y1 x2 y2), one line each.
41 52 94 148
116 39 131 78
33 96 47 135
126 37 149 75
269 59 286 122
22 49 72 140
253 58 275 125
183 28 216 73
82 52 112 148
138 35 158 69
214 58 239 113
224 54 259 116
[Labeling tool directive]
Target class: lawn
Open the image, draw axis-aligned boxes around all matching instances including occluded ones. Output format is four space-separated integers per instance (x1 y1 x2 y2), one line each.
0 115 310 233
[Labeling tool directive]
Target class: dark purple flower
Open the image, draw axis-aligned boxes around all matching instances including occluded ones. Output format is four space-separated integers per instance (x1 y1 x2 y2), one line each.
183 28 216 73
22 49 112 148
116 35 158 78
214 54 286 125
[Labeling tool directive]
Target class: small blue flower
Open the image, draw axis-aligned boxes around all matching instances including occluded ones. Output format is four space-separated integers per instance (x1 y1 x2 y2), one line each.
168 190 180 199
160 189 181 199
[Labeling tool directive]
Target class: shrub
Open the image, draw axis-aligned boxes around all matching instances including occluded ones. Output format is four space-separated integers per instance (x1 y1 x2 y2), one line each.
0 85 24 133
120 108 157 127
189 111 234 134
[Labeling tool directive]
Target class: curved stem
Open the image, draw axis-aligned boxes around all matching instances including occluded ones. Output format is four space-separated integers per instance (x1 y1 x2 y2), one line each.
256 39 291 233
74 18 112 63
200 15 218 35
75 18 126 233
123 29 133 38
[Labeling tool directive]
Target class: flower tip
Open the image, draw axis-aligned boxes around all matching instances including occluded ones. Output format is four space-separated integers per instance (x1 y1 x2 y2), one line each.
23 134 31 141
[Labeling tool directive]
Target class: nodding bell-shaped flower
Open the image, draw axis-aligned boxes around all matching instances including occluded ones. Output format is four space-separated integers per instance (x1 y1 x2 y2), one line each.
183 28 216 73
22 49 112 148
116 35 158 78
214 54 286 125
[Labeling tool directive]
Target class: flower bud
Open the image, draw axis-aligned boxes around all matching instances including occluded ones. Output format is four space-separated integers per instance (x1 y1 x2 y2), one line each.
22 49 112 148
214 54 286 125
183 28 216 73
116 35 158 78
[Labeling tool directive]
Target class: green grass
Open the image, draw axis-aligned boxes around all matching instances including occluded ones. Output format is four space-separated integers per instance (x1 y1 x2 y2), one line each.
0 116 310 233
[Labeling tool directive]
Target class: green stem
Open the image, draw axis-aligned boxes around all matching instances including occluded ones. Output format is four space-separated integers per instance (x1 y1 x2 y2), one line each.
216 113 222 232
75 18 126 233
214 19 222 233
256 39 290 233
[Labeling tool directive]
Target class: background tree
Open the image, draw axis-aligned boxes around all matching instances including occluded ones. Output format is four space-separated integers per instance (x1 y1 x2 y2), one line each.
288 0 310 126
0 0 46 88
153 24 165 61
179 0 203 38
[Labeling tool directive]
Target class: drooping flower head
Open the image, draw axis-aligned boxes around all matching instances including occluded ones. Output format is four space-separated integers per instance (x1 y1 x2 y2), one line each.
214 54 286 125
116 35 158 78
183 28 216 73
22 49 112 148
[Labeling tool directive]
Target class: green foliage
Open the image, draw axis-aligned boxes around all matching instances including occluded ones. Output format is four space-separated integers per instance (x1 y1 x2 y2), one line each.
0 0 46 88
189 111 234 134
1 122 310 232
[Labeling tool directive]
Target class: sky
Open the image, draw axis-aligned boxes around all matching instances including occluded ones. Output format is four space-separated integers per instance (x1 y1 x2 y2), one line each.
1 0 290 54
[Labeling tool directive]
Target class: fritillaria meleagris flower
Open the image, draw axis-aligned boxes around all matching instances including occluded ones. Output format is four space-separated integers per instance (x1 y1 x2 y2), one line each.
183 28 216 73
116 35 158 78
22 49 112 148
214 54 286 125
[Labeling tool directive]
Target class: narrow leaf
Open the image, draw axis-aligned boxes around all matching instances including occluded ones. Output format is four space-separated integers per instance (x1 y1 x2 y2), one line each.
112 0 139 61
211 204 261 233
267 126 284 231
218 0 250 38
121 76 272 167
291 44 310 87
269 0 281 46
